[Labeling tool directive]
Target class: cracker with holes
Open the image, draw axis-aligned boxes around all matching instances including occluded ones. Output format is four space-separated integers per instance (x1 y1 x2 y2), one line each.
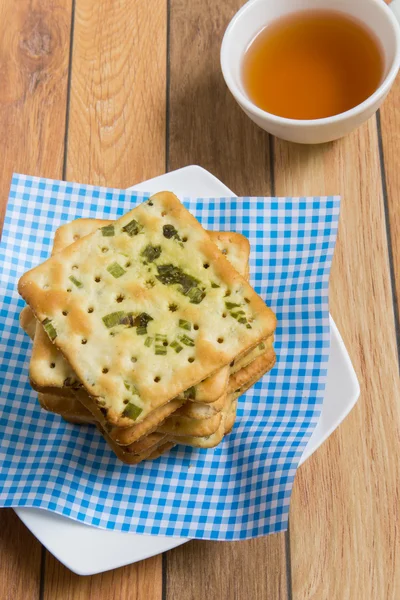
19 222 252 447
24 220 251 406
19 193 276 428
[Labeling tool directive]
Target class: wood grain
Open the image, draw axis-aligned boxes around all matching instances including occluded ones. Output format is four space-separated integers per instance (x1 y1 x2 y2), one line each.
168 0 272 196
166 2 287 599
378 79 400 325
0 510 42 600
43 554 161 600
43 0 166 596
273 119 400 598
65 0 167 187
166 537 288 600
0 0 72 228
0 1 72 598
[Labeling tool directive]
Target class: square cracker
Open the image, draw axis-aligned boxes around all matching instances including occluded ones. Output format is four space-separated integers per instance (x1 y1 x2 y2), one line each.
26 219 252 405
19 193 275 426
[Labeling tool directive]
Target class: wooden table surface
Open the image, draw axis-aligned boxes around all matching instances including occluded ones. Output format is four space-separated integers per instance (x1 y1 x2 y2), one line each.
0 1 399 598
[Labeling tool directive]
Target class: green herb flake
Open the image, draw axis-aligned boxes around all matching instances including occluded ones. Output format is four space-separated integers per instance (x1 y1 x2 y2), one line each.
155 333 167 341
187 287 205 304
179 334 195 347
124 381 139 395
155 347 167 355
102 311 126 328
119 312 132 327
231 311 246 320
133 313 153 335
42 318 57 341
170 340 183 353
100 224 115 236
184 387 196 400
163 224 179 239
156 264 206 304
154 332 168 355
155 264 197 290
145 336 153 347
259 342 266 350
133 313 153 329
122 219 143 237
224 300 252 328
69 275 83 288
107 262 126 278
141 244 162 263
179 319 191 331
211 282 220 288
225 301 241 310
122 402 142 420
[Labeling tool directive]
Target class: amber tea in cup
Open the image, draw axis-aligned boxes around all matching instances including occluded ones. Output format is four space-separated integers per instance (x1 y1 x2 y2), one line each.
242 10 384 120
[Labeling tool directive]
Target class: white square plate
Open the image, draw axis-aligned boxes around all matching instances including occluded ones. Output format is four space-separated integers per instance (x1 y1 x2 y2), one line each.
14 166 360 575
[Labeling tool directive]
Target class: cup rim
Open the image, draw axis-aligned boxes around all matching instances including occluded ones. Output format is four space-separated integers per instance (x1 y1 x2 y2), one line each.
220 0 400 127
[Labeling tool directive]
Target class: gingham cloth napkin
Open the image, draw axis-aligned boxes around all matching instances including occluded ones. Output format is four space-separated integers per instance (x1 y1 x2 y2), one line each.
0 174 340 540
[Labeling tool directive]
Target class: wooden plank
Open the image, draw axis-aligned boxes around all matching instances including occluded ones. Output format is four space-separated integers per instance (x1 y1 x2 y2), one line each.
44 554 161 600
0 509 42 600
168 0 273 195
273 120 400 598
167 2 287 599
43 0 166 596
0 0 72 226
166 538 288 600
378 77 400 324
0 0 72 598
65 0 166 186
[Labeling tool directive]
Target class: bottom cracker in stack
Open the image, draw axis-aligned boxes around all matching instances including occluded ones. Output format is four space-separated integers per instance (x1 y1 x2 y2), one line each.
19 201 276 464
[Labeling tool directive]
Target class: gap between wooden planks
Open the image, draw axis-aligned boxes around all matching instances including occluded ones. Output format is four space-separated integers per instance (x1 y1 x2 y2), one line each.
0 0 73 598
165 1 289 599
273 117 400 598
379 76 400 329
42 1 166 599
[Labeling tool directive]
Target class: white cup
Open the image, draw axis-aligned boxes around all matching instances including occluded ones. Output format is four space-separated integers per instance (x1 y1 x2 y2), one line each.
221 0 400 144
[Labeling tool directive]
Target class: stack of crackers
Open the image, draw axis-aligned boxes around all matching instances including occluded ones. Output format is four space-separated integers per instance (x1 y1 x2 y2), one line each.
18 192 276 464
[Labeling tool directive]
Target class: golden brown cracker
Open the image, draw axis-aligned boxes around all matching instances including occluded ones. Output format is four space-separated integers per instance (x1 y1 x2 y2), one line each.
18 192 276 427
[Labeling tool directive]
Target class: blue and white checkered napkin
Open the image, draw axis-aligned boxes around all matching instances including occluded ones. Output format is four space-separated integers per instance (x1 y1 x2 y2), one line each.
0 174 340 540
